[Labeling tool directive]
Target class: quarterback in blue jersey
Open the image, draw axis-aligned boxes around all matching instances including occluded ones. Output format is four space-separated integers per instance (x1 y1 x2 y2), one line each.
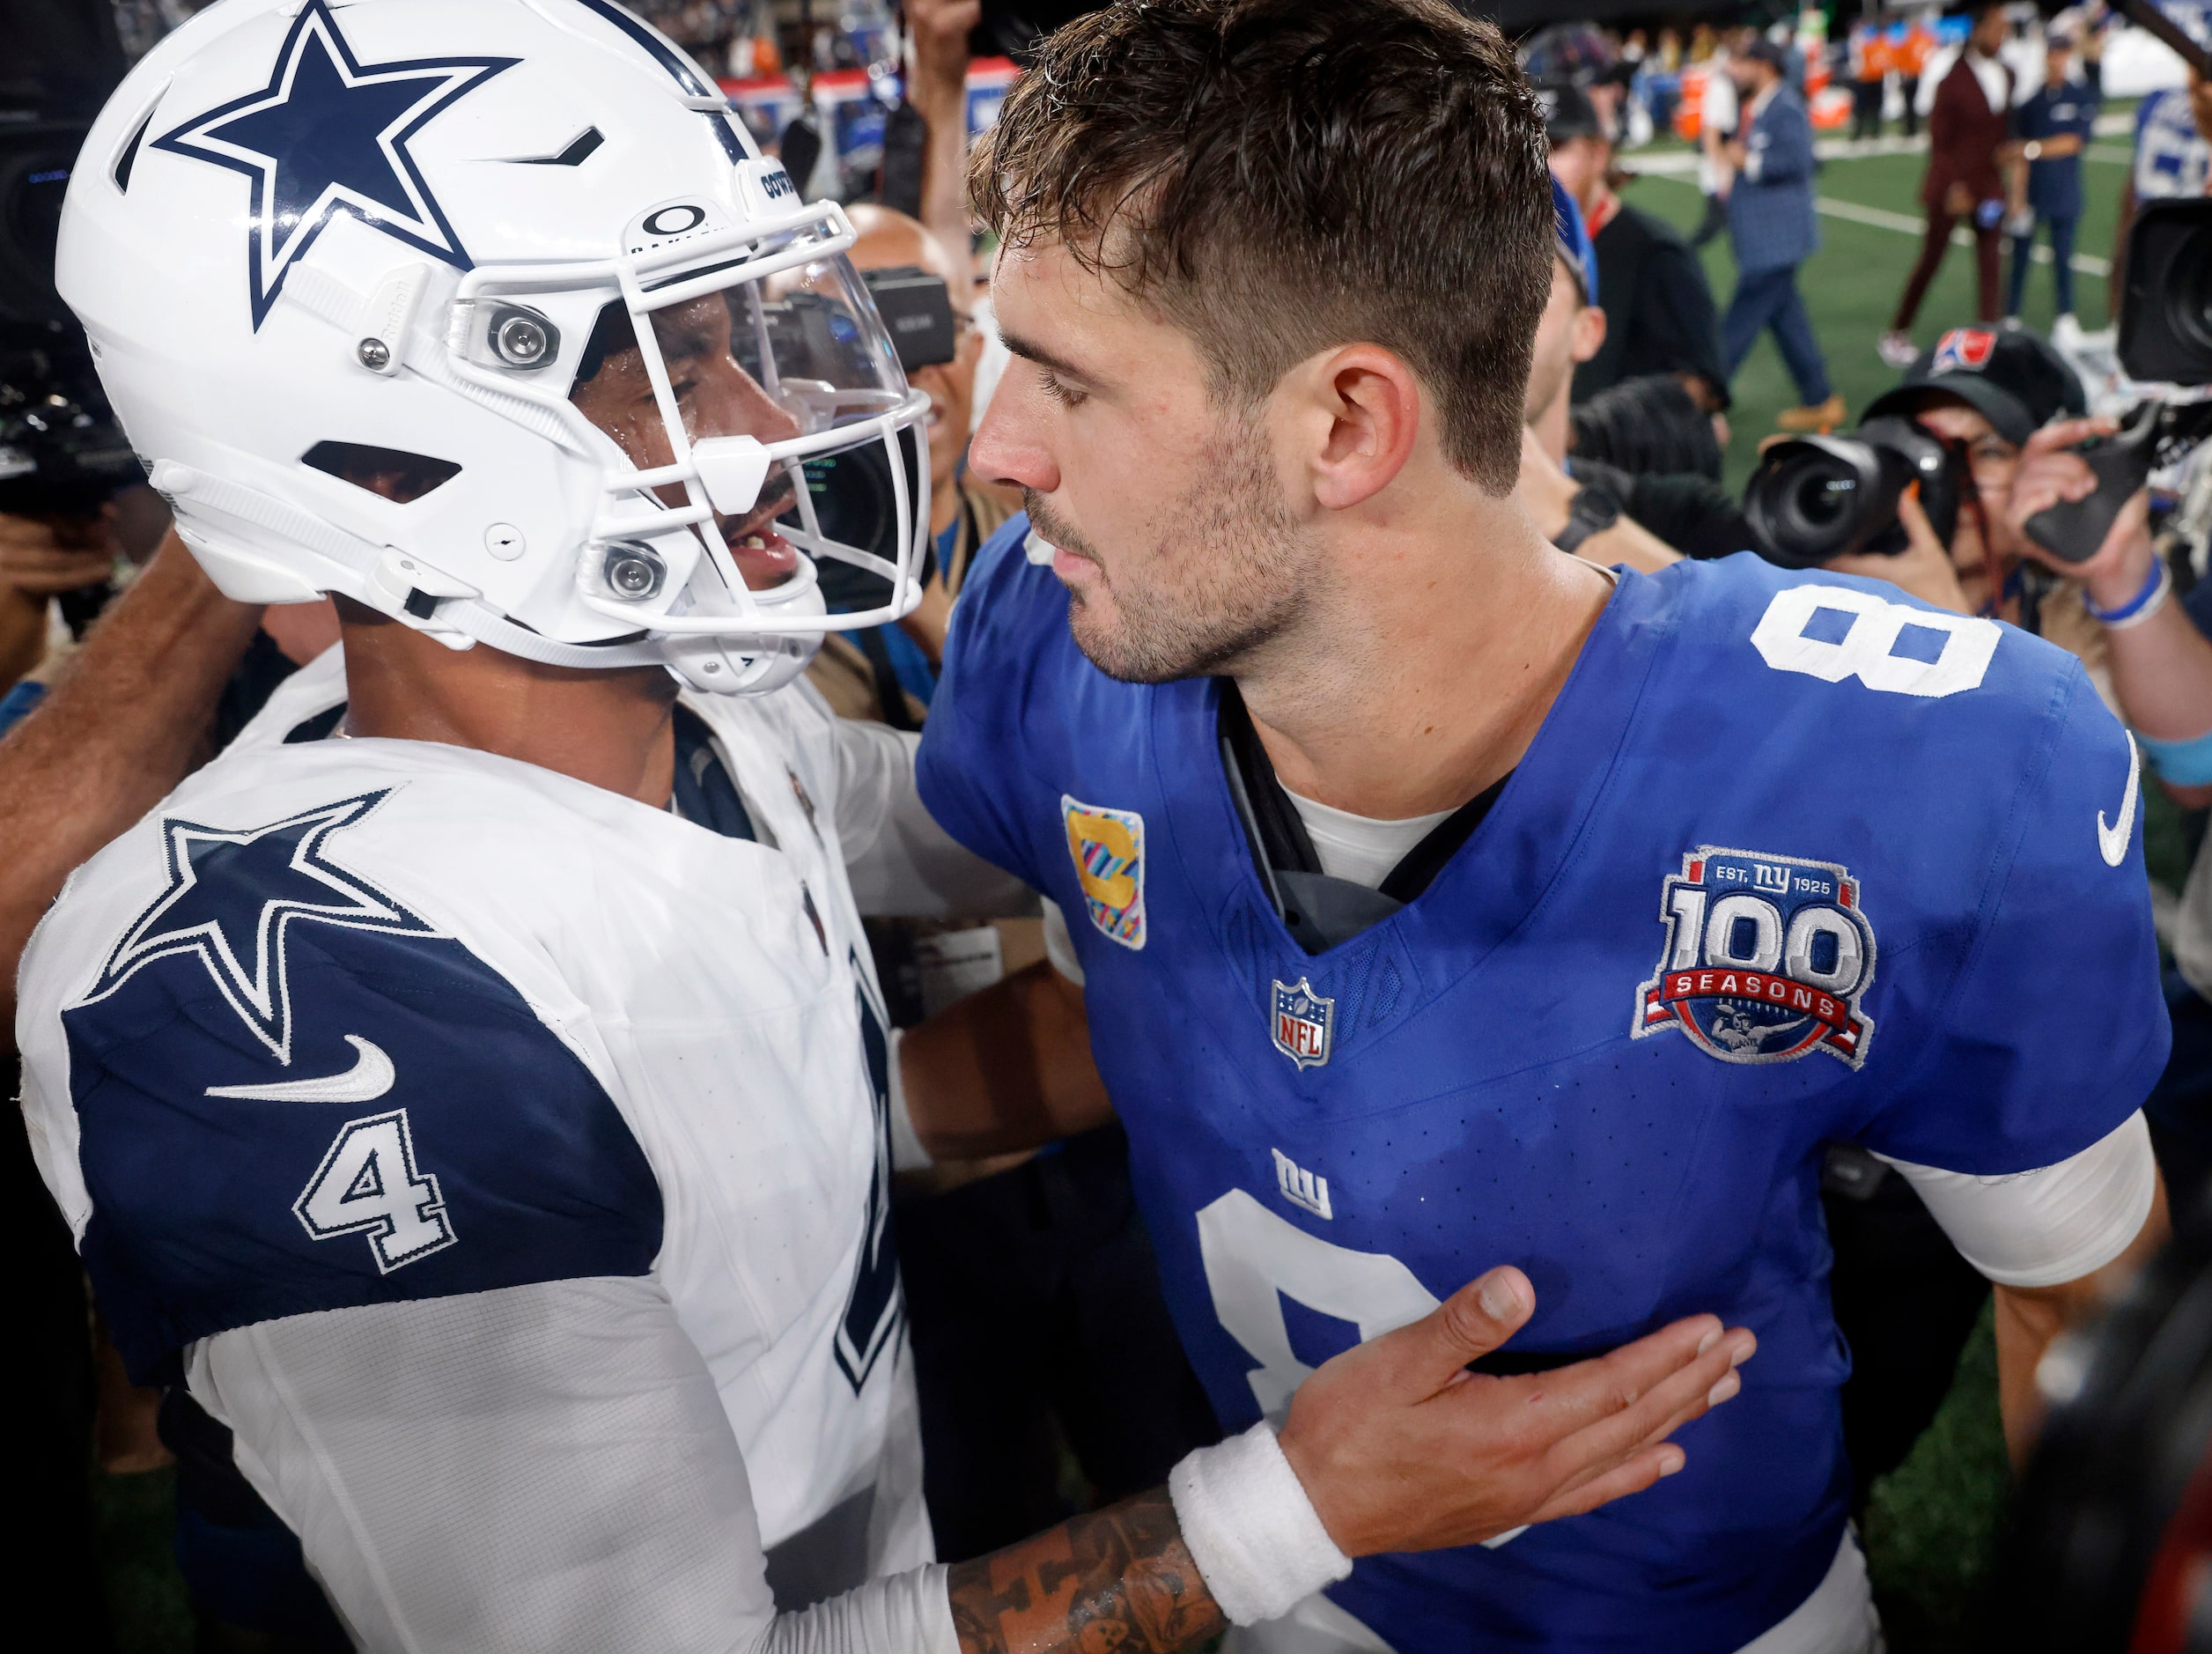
910 2 2171 1650
18 0 1754 1649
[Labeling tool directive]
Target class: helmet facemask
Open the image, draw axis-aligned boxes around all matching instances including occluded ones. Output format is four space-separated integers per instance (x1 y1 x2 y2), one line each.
446 192 931 692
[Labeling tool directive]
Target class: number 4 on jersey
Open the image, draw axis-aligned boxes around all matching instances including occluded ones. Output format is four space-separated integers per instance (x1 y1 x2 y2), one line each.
294 1109 457 1273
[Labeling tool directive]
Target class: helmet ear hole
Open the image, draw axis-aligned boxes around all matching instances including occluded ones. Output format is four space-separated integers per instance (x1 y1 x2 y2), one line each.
301 441 461 504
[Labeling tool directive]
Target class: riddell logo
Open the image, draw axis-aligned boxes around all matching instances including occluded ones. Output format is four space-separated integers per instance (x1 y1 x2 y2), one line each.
1930 329 1996 373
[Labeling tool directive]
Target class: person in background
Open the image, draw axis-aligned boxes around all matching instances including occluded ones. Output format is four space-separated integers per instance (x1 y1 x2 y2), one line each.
1692 26 1737 248
2006 18 2103 334
1899 13 1936 141
1721 36 1840 432
2112 54 2212 323
810 203 1009 727
1542 80 1731 439
1850 13 1890 143
1522 179 1754 566
1515 178 1683 574
2004 399 2212 1211
1884 2 2015 366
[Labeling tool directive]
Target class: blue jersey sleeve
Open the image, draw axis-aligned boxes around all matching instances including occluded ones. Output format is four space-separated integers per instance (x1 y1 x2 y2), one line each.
63 912 661 1383
1857 664 2168 1173
916 510 1052 890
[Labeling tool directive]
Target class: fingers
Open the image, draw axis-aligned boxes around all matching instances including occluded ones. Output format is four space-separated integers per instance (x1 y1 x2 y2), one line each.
0 546 115 595
1502 1326 1754 1528
1546 1328 1753 1478
1368 1268 1535 1396
2024 417 2116 456
1894 481 1941 554
1526 1443 1687 1526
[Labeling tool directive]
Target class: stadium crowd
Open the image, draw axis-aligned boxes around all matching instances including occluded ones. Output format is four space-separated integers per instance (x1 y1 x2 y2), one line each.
14 1 2212 1650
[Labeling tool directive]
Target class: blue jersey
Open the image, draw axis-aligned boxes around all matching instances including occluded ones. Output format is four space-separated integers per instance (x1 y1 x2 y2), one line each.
2016 74 2099 218
918 527 2166 1651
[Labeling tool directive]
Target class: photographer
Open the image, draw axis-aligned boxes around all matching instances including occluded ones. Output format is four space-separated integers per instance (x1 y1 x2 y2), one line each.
2006 421 2212 1206
1815 329 2106 672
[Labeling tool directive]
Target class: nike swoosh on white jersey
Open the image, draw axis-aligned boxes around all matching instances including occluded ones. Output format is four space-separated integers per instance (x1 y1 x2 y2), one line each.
2098 738 2142 869
207 1035 394 1103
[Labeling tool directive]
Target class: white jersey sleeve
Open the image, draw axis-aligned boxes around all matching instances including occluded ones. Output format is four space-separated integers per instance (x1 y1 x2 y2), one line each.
1875 1111 2158 1288
831 717 1035 919
190 1276 959 1654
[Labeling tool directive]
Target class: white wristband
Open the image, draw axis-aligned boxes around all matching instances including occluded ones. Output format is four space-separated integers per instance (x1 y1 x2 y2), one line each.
886 1027 935 1172
1168 1422 1353 1626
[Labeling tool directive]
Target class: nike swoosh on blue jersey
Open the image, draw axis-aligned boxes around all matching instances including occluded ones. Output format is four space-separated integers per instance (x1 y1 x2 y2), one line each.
206 1035 394 1103
2098 738 2141 869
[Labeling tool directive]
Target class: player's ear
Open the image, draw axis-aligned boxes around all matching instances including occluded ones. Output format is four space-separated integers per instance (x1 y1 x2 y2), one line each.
1572 305 1609 367
1291 343 1423 513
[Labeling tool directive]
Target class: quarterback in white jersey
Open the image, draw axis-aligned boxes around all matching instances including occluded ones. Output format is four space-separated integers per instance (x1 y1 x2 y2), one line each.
17 1 1758 1649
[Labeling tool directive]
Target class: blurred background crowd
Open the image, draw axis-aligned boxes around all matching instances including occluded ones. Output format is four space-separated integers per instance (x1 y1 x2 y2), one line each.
20 0 2212 1650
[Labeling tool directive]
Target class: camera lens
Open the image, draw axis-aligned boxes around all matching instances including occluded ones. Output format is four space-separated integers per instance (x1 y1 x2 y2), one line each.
1744 437 1887 567
1792 465 1857 532
2180 227 2212 356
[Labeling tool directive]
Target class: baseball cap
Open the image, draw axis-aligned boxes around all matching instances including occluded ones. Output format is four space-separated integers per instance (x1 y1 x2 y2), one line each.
1862 324 2087 446
1736 35 1788 72
1536 78 1604 143
1550 173 1598 306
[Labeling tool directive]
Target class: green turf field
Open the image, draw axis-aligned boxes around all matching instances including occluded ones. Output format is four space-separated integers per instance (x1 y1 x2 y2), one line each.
1621 132 2127 493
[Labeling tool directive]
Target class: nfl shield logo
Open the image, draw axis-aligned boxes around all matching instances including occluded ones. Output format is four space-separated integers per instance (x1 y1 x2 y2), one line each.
1271 978 1334 1069
1930 328 1996 374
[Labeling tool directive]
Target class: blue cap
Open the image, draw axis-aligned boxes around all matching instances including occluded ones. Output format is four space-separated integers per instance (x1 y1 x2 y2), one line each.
1551 174 1597 306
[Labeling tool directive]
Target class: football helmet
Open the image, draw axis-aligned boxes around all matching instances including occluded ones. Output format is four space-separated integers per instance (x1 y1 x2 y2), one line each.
57 0 932 693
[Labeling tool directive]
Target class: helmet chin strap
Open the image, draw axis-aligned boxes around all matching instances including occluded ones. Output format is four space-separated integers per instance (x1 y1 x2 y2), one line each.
428 572 825 694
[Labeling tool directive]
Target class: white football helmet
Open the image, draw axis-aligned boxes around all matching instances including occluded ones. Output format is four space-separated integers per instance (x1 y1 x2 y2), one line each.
57 0 933 693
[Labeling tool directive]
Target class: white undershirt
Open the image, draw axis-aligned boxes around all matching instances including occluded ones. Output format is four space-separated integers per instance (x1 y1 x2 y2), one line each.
1278 787 1455 890
1967 48 2009 114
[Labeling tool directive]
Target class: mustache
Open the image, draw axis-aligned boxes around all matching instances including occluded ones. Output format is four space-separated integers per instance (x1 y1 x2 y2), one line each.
1023 491 1101 565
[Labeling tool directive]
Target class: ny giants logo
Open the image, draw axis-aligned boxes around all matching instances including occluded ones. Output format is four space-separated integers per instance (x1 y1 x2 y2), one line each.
1633 847 1877 1067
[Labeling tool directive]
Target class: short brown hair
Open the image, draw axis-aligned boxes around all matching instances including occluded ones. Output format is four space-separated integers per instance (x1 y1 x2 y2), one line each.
971 0 1552 494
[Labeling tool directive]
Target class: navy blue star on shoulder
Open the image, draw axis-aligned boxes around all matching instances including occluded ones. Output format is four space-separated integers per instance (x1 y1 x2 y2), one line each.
81 790 439 1064
151 0 515 328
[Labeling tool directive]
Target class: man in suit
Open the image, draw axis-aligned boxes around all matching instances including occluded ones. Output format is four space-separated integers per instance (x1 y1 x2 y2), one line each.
1884 2 2014 364
1721 35 1840 432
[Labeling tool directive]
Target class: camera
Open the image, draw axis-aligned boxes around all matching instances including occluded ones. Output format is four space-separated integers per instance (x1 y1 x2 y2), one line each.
2003 196 2212 565
1743 417 1968 569
2 0 142 628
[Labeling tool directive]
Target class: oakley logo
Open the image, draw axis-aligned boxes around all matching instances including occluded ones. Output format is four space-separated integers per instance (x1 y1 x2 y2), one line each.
642 203 706 237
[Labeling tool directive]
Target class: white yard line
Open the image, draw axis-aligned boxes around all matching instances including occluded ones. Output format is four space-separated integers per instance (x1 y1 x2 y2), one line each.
1632 166 2112 277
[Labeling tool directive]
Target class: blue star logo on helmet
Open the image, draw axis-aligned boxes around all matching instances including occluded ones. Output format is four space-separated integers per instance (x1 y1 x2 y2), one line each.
152 0 516 328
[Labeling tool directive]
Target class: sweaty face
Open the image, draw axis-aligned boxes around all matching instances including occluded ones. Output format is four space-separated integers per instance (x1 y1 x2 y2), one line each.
569 295 804 591
971 240 1316 683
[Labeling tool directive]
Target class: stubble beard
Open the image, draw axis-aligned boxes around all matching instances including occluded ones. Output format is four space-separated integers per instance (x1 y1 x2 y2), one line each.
1029 417 1310 685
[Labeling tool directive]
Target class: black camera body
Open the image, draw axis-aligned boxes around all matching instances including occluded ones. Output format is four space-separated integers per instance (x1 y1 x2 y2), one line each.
1743 416 1968 570
1 2 138 525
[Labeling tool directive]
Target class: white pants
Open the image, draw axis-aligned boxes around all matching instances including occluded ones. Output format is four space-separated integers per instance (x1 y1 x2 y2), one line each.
1222 1530 1884 1654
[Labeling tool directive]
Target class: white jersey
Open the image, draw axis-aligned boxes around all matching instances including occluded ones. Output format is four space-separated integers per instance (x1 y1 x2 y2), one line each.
17 646 1025 1651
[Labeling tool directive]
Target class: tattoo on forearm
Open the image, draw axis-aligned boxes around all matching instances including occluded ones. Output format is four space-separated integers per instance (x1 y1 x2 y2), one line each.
947 1488 1228 1654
